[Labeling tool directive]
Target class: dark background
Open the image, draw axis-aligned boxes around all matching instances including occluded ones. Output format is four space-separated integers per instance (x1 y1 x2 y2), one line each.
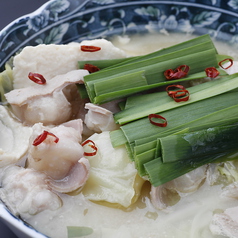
0 0 49 30
0 1 48 237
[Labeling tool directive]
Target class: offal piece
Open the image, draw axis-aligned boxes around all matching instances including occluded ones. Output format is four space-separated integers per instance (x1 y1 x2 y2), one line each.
84 103 119 133
12 39 128 89
27 120 90 193
48 157 90 194
0 105 32 167
0 165 62 216
5 70 88 126
210 206 238 238
150 166 207 211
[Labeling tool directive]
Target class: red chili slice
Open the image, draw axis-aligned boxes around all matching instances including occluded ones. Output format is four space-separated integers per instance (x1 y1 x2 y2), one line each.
164 69 174 80
81 45 101 52
33 130 59 146
166 84 189 102
148 114 167 127
166 84 186 97
172 70 187 79
28 72 46 85
205 67 220 78
176 65 190 74
219 58 233 69
82 139 98 156
164 65 190 80
172 89 190 102
84 64 100 73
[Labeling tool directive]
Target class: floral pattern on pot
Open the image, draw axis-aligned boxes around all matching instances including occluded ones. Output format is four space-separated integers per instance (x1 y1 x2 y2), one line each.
0 0 238 68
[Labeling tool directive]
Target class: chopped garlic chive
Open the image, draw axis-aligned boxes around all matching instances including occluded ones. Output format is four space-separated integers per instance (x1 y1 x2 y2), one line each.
78 58 133 70
94 71 147 97
115 91 238 146
114 73 238 125
83 35 218 104
160 124 238 163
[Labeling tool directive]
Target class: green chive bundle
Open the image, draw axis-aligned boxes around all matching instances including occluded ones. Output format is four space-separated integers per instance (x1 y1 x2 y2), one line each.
83 35 219 104
79 34 238 187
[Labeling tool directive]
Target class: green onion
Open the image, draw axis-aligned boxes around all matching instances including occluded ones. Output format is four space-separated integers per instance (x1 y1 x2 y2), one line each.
94 70 147 96
160 124 238 163
83 35 219 104
80 35 238 188
112 90 238 147
110 129 128 147
78 58 133 70
134 115 238 177
76 84 88 99
122 68 225 110
135 148 157 176
135 108 238 179
114 73 238 125
134 128 190 176
106 34 213 68
131 102 238 156
110 91 238 179
88 48 217 104
67 226 93 238
144 123 238 186
144 150 235 187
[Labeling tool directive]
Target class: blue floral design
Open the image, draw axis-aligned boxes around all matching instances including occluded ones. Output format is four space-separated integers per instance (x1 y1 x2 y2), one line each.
0 0 238 70
92 0 115 4
228 0 238 10
192 11 221 27
135 6 194 34
48 0 70 20
211 0 217 5
26 10 50 32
